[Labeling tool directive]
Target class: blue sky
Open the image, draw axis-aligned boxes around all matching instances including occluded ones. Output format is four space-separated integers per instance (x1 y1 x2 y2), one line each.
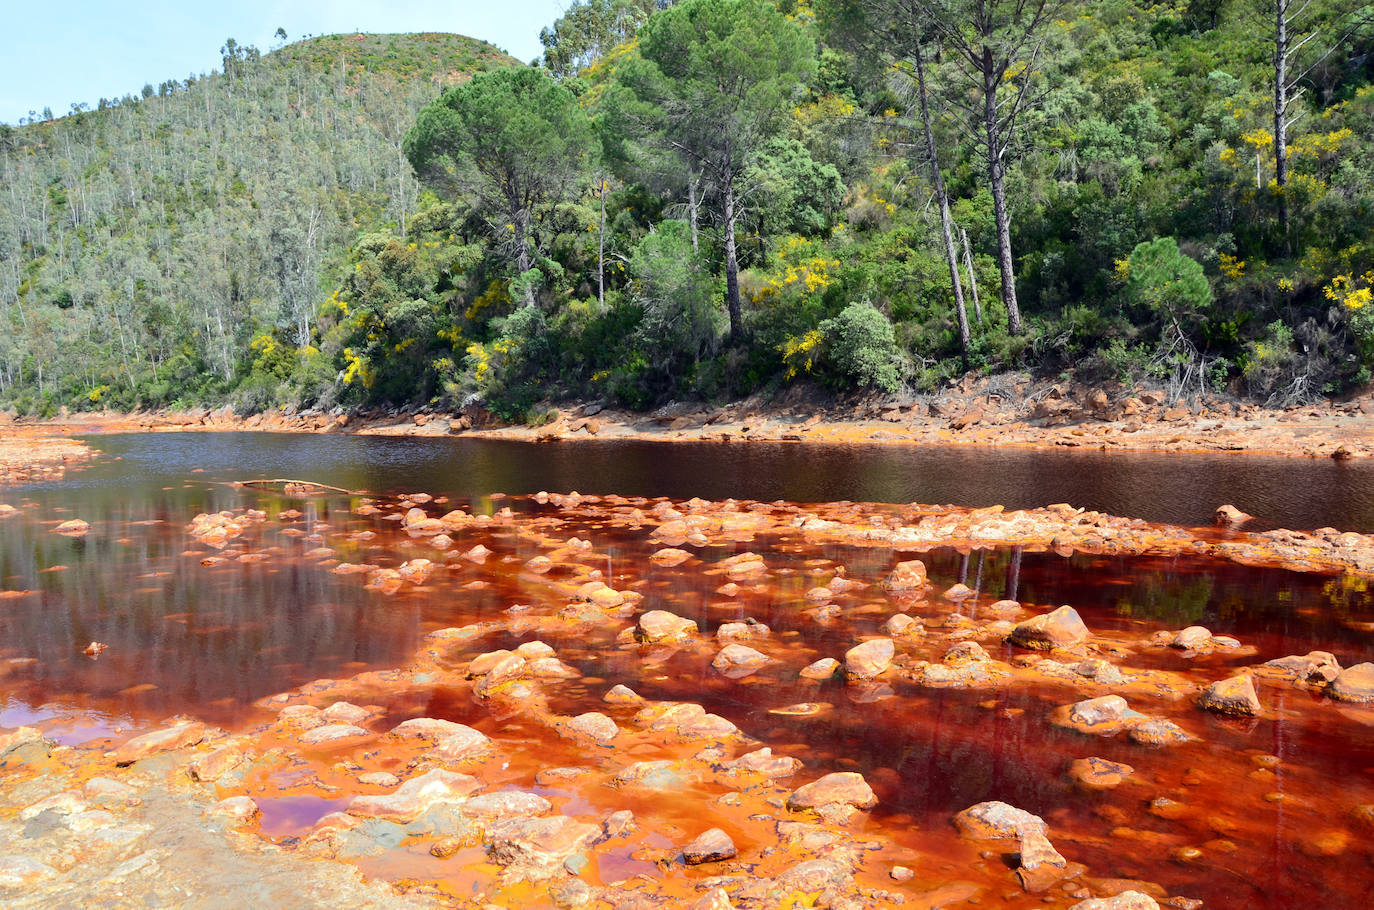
0 1 561 125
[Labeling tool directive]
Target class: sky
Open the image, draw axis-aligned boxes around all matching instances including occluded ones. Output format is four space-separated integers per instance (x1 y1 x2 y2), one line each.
0 0 563 125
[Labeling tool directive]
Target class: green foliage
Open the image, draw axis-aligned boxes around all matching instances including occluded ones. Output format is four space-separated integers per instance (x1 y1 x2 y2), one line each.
1122 237 1213 329
4 0 1374 416
630 220 722 372
818 302 905 393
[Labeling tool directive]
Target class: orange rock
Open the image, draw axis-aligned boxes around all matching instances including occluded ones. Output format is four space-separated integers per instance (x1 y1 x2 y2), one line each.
113 722 206 765
787 771 878 811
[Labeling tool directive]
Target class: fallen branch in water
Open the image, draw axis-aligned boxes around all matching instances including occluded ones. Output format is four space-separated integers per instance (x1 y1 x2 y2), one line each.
233 478 358 495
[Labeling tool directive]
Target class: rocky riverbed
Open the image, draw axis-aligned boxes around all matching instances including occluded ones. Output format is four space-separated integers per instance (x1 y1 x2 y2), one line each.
3 486 1373 908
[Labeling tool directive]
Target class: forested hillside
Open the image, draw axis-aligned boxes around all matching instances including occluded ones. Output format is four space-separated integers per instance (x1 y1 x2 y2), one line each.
0 33 517 412
2 2 1373 418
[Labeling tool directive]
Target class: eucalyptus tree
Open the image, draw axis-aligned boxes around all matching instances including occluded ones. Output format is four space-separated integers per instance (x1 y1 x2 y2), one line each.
608 0 815 342
405 67 595 306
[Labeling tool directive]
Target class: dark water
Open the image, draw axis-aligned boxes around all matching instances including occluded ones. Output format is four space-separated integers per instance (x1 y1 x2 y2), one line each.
4 432 1374 909
70 431 1374 531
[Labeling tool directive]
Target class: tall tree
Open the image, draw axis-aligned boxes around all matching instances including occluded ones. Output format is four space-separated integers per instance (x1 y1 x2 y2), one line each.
540 0 666 78
915 0 1063 335
405 67 594 306
1261 0 1369 255
823 0 971 361
609 0 815 341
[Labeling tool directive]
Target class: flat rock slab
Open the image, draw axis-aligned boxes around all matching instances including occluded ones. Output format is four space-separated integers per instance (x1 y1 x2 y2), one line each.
486 815 600 880
114 723 205 766
347 769 481 823
300 724 371 746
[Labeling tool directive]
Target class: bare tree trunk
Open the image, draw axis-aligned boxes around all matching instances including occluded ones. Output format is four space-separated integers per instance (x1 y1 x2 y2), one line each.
914 42 969 364
983 53 1023 335
1273 0 1291 255
961 227 984 326
598 177 606 307
722 166 742 343
687 172 700 254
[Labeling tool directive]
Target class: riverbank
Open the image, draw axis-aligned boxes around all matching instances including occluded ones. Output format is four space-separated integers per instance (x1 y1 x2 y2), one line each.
11 376 1374 461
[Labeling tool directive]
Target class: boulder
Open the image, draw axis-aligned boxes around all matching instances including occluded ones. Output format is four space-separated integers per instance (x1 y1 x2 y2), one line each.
1008 605 1089 650
1054 695 1135 734
683 828 737 865
953 801 1047 839
800 658 840 680
428 726 494 763
884 559 927 590
1016 830 1068 891
1197 675 1262 716
1328 662 1374 703
637 610 698 643
712 644 770 672
188 744 247 782
391 718 473 741
1171 626 1212 649
1214 504 1253 526
786 772 878 811
1128 719 1193 747
844 638 894 680
565 712 619 744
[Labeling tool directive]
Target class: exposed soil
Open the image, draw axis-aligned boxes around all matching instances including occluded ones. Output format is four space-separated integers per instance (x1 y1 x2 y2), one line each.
12 375 1374 460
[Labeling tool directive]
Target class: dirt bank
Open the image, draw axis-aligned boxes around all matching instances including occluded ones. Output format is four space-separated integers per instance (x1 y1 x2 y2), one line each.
15 376 1374 459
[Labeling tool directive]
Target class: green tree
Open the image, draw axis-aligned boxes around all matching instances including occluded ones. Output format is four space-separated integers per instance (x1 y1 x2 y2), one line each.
540 0 663 78
609 0 816 341
405 67 595 306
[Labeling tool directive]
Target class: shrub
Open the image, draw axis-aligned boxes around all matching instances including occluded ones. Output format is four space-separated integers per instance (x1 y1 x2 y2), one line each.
819 302 905 393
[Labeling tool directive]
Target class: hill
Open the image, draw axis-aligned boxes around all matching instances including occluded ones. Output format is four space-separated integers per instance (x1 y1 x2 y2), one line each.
0 33 518 413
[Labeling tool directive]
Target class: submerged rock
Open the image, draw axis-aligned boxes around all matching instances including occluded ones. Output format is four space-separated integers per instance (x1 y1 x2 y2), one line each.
1008 605 1089 650
1068 757 1134 790
1068 892 1160 910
